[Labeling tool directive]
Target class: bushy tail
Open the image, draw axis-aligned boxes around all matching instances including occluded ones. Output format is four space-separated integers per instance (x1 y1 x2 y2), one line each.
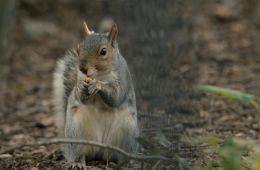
52 50 78 137
52 58 66 137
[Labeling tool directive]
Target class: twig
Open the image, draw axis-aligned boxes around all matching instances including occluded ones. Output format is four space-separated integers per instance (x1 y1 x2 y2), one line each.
142 127 181 134
0 138 173 162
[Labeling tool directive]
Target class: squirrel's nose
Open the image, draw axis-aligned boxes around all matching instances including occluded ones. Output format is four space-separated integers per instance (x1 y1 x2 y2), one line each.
79 64 94 77
79 63 88 74
87 68 94 77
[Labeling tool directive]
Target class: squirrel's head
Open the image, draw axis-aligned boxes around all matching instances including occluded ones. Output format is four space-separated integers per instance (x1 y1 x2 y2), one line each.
77 21 118 77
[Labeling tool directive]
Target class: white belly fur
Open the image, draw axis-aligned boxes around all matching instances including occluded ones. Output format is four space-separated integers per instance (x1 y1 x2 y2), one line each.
72 101 137 155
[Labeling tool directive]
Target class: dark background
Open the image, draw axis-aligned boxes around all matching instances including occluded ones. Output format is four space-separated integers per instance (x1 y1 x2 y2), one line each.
0 0 259 169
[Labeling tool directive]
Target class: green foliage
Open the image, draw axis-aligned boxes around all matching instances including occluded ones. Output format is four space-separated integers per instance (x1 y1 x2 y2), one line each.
251 146 260 170
252 154 260 170
192 85 260 169
219 138 246 170
194 85 260 109
191 135 260 170
179 158 190 170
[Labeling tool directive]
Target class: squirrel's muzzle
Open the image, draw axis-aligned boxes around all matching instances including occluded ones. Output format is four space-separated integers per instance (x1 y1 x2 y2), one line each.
79 63 88 74
79 63 95 77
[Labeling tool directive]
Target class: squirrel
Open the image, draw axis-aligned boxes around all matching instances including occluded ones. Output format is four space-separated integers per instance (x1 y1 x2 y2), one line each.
53 21 139 169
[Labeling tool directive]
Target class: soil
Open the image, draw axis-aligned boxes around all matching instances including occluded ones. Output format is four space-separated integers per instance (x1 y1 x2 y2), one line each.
0 0 260 169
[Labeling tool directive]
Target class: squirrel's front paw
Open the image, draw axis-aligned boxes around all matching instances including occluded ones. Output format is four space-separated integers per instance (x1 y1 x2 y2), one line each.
76 80 89 102
84 78 101 97
76 74 102 102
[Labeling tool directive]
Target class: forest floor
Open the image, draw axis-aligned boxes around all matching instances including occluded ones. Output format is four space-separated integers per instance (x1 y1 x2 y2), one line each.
0 0 260 169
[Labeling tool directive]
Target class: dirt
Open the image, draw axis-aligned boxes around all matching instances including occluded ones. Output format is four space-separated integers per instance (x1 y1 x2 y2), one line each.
0 0 260 169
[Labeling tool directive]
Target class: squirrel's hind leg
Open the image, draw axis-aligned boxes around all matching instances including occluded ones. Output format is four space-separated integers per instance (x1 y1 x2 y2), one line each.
63 129 87 170
63 141 86 169
64 89 87 170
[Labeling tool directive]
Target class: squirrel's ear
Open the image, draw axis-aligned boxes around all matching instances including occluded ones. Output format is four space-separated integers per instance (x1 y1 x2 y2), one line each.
83 21 94 35
108 23 118 47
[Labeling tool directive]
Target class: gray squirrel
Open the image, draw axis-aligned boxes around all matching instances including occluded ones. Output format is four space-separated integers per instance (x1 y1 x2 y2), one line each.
53 21 139 169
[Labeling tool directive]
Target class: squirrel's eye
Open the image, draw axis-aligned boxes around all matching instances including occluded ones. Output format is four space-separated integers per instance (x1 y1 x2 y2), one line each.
99 48 107 56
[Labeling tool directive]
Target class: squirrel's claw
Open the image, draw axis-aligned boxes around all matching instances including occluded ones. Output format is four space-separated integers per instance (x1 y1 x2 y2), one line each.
87 79 99 96
81 82 89 94
76 79 100 103
66 161 87 170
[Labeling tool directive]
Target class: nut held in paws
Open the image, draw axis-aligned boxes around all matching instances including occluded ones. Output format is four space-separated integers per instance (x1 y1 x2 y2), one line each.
85 77 93 84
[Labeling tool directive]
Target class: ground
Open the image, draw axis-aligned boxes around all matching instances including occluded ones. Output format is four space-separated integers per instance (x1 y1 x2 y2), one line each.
0 0 259 169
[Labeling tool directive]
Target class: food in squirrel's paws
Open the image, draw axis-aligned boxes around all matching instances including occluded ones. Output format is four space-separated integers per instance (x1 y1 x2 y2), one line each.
53 20 139 166
85 77 93 84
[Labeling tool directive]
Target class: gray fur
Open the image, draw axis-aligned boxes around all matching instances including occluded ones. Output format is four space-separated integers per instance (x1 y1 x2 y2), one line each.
53 34 139 166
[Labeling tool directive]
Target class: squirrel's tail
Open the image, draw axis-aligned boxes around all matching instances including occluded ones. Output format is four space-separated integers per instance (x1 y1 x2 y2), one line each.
53 50 78 137
52 58 66 137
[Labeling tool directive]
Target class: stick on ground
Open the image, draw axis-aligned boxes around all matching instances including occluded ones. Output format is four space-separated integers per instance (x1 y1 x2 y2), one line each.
0 138 173 162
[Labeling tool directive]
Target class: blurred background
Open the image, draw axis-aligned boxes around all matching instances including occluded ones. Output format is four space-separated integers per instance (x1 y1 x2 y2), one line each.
0 0 260 169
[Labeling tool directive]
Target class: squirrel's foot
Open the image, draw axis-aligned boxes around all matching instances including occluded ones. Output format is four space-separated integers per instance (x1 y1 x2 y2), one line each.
66 160 87 170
